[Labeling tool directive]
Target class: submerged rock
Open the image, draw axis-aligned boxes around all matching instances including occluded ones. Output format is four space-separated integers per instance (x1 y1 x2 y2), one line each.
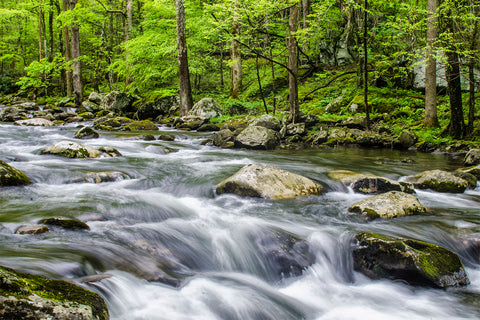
0 160 31 186
405 169 468 193
14 118 54 127
41 141 120 158
352 232 470 288
216 163 324 199
39 217 90 230
16 225 49 235
235 126 280 150
328 170 413 194
0 265 109 320
348 191 426 219
82 171 129 183
74 126 99 139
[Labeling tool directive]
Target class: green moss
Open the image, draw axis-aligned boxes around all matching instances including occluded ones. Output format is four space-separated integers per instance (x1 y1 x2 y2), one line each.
123 120 159 131
0 161 31 186
38 217 90 230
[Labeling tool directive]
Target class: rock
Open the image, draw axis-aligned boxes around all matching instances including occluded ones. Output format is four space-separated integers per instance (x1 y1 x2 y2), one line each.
310 129 329 145
93 116 133 130
187 97 222 119
221 116 255 132
0 106 27 122
78 111 95 120
0 160 31 186
14 118 54 127
216 163 324 199
100 91 137 115
459 165 480 179
325 93 346 113
348 191 427 219
41 141 102 158
352 232 470 288
329 170 414 194
397 131 417 149
177 115 206 130
286 123 306 136
328 128 347 143
464 149 480 166
339 115 367 129
39 217 90 230
405 169 468 193
123 120 159 131
0 265 108 320
157 134 175 141
251 114 282 131
454 171 477 189
16 225 49 235
197 123 220 132
235 126 280 150
98 146 122 157
135 95 179 120
212 129 235 148
88 91 104 105
82 171 129 183
143 134 156 141
74 127 99 139
251 228 315 280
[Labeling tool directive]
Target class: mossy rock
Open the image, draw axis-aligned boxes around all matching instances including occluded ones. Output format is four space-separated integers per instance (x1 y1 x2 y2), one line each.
405 169 468 193
39 217 90 230
0 265 108 320
123 120 159 131
459 165 480 179
74 127 99 139
353 232 470 288
41 141 102 158
0 161 31 186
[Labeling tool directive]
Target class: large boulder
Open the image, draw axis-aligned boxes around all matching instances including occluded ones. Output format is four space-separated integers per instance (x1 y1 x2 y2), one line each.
212 129 235 148
41 141 120 159
216 163 324 199
123 120 159 131
135 94 179 120
405 169 468 193
235 126 280 150
458 165 480 179
0 160 31 186
93 116 133 131
99 91 137 115
464 149 480 166
14 118 54 127
352 232 470 288
348 191 427 219
88 91 104 105
187 97 222 120
328 170 413 194
0 106 27 122
0 265 109 320
251 114 282 131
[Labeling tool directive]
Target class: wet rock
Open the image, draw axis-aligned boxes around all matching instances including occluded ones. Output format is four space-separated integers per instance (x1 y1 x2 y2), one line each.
453 171 477 189
0 106 27 122
251 114 282 131
88 91 105 105
157 134 175 141
135 94 179 120
74 127 99 139
123 120 159 131
212 129 235 148
143 134 156 141
187 97 222 120
396 131 417 149
177 115 206 130
197 123 221 132
286 122 306 136
235 126 280 150
328 170 413 194
77 274 113 284
82 171 129 183
39 217 90 230
41 141 102 158
0 265 108 320
464 149 480 166
328 128 348 143
0 160 31 186
354 131 385 147
458 165 480 179
100 91 138 115
405 169 468 193
348 191 427 219
216 163 324 199
93 116 133 130
310 129 329 145
98 146 122 157
16 225 49 235
353 232 470 288
14 118 54 127
78 111 95 120
252 228 315 279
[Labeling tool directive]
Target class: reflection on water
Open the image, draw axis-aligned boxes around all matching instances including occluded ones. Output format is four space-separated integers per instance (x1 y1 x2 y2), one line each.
0 123 479 319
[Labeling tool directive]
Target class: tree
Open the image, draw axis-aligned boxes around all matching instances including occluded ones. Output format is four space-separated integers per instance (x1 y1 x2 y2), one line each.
288 2 299 123
176 0 193 115
69 0 82 107
424 0 438 127
230 0 242 99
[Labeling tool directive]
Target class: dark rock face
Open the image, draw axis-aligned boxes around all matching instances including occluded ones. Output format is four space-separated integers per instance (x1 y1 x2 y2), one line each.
0 265 109 320
135 95 179 120
212 129 235 148
74 127 99 139
39 217 90 230
100 91 138 115
0 160 31 186
351 177 413 194
0 106 28 122
352 232 470 288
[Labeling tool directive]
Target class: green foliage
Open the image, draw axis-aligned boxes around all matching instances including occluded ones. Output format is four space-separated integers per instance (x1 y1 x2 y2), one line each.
16 55 69 94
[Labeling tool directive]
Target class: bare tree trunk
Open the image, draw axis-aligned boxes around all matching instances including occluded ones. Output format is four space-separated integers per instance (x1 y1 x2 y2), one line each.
176 0 193 116
424 0 438 127
255 53 268 114
48 0 54 62
288 3 300 123
62 0 72 97
467 3 479 135
446 49 464 139
219 41 224 87
231 0 242 99
69 0 82 108
124 0 133 88
363 0 369 129
38 0 43 61
302 0 311 29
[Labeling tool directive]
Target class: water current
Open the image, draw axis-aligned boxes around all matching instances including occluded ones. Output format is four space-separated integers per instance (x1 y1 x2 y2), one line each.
0 122 479 320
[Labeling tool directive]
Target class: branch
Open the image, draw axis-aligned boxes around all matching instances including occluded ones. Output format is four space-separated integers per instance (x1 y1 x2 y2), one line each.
301 71 357 102
94 0 126 17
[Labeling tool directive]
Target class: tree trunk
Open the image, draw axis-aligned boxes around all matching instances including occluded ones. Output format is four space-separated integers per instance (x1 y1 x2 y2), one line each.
255 53 268 114
62 0 72 97
445 49 464 139
48 0 54 62
288 3 299 123
424 0 438 127
363 0 369 129
69 0 82 108
124 0 133 88
467 4 478 135
176 0 193 116
231 0 242 99
38 0 43 61
302 0 311 29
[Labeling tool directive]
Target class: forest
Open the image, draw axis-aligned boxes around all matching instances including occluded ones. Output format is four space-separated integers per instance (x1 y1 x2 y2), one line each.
0 0 479 148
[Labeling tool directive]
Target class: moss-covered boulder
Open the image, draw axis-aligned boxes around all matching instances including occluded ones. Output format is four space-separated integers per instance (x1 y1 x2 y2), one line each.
123 120 159 131
15 225 49 235
216 163 324 199
405 169 468 193
14 118 54 127
251 114 282 132
187 97 222 120
220 116 256 133
74 127 99 139
212 129 235 148
464 149 480 166
0 265 108 319
235 126 280 150
458 165 480 179
352 232 470 288
0 161 31 186
348 191 426 219
0 106 27 122
99 90 138 115
39 217 90 230
93 116 132 130
135 94 179 120
41 141 102 158
328 170 413 194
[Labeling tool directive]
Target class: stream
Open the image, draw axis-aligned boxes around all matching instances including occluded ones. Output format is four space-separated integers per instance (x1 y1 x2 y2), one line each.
0 122 479 320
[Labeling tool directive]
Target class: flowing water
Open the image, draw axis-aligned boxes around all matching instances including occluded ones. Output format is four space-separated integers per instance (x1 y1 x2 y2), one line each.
0 122 479 320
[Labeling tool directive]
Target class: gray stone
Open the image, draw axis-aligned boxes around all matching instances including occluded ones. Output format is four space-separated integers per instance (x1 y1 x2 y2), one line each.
397 131 417 149
311 129 329 145
464 149 480 166
405 169 468 193
212 129 235 148
216 163 324 199
187 97 222 120
14 118 54 127
82 171 129 183
74 127 99 139
0 106 27 122
235 126 280 150
16 225 49 235
100 91 137 114
286 122 305 136
88 91 104 105
251 114 282 131
41 141 102 158
135 95 179 120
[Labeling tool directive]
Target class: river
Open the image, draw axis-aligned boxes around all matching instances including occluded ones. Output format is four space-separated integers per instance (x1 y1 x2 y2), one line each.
0 122 479 320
